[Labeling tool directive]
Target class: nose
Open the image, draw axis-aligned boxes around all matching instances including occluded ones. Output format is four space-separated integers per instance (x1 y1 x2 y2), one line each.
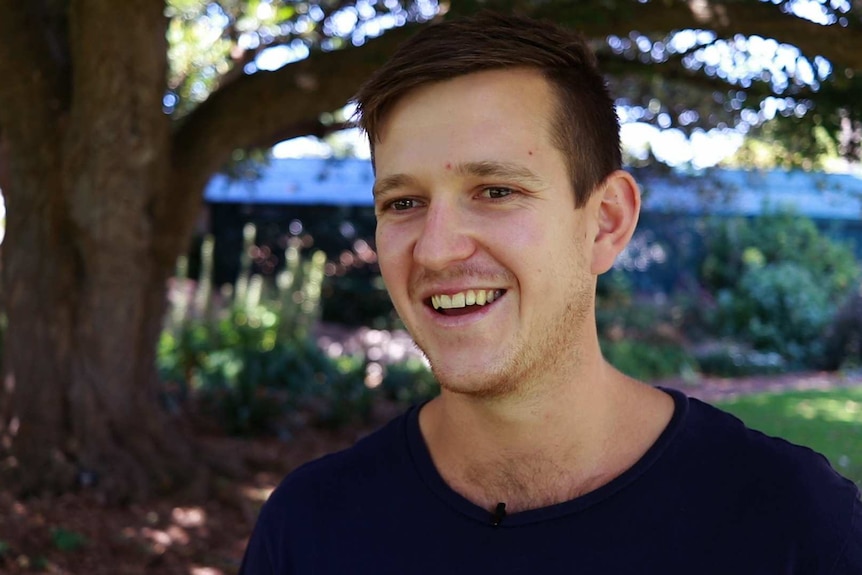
413 200 476 271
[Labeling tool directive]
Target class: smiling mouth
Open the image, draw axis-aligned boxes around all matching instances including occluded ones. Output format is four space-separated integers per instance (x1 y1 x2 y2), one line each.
428 289 505 316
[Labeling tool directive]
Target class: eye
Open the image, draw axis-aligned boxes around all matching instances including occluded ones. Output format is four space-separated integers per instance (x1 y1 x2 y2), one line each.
480 186 515 200
387 198 419 211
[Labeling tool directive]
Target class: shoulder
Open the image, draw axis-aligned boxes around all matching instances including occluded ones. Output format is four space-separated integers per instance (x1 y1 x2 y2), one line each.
681 395 852 486
259 407 415 519
240 408 419 573
668 391 861 568
679 394 858 501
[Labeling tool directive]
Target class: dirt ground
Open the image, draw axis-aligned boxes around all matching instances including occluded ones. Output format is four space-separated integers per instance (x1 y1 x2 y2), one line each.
1 370 860 575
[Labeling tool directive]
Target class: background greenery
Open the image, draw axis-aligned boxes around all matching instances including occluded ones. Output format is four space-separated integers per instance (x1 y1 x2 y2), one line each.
597 207 861 381
152 205 862 438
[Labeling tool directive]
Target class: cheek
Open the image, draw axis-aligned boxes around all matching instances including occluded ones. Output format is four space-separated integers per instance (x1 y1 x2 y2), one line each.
375 225 410 283
490 211 545 247
489 214 550 268
500 214 585 279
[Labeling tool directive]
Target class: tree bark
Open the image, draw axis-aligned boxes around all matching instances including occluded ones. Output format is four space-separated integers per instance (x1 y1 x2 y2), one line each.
0 0 412 501
0 0 219 501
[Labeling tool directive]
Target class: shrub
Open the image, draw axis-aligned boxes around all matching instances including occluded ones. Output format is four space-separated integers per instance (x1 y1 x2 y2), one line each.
822 287 862 370
160 225 376 435
700 209 860 367
692 342 786 377
714 262 833 364
381 358 439 405
158 306 371 436
596 269 634 309
51 528 87 552
701 210 858 299
601 339 698 381
597 269 700 381
596 271 673 340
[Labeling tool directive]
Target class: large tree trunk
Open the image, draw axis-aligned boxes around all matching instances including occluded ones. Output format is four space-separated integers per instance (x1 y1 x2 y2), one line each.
1 137 80 493
1 160 206 501
0 0 214 502
0 0 411 501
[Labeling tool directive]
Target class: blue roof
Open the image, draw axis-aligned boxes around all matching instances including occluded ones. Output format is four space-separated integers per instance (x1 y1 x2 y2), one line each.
638 168 862 220
205 158 375 206
205 158 862 220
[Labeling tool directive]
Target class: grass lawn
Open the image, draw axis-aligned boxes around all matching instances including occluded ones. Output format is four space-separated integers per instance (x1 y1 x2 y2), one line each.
716 386 862 487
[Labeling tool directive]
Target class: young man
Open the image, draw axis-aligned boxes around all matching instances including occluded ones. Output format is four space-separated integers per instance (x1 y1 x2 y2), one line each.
240 13 861 574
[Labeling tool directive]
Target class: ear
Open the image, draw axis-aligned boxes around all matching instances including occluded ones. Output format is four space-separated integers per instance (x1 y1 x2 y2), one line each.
590 170 640 275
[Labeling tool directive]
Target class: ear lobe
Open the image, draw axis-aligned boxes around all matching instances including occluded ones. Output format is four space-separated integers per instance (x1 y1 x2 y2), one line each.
590 170 641 275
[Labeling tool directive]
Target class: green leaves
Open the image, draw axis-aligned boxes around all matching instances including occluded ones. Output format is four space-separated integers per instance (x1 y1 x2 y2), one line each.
701 209 861 366
51 528 87 552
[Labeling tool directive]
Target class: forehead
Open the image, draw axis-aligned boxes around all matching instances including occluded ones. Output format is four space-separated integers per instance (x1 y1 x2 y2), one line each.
374 68 562 175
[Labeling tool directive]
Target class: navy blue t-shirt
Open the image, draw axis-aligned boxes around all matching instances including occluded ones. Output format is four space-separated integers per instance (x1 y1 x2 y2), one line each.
240 388 862 574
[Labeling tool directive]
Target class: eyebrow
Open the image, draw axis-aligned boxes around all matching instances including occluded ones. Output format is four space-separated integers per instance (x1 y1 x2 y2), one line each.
372 160 546 199
372 173 418 199
454 160 545 188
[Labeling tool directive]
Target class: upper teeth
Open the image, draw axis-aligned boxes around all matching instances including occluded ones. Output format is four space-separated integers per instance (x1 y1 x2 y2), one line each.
431 289 501 310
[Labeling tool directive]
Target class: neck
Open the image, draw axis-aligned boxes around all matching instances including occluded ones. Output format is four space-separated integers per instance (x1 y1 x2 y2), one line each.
418 361 673 513
427 350 614 449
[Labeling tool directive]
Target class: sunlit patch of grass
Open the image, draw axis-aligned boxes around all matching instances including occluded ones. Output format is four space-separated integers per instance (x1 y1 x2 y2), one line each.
716 387 862 487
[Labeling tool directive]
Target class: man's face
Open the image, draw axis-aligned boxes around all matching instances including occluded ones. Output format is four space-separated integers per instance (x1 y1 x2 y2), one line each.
373 68 602 398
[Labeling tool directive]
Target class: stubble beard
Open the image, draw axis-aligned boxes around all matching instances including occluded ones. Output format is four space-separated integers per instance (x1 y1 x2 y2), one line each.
422 278 595 401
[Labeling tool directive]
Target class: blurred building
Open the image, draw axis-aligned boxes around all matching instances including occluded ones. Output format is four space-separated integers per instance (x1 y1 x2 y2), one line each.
199 158 862 319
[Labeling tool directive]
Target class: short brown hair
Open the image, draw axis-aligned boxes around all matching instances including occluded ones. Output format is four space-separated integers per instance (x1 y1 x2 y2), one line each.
354 11 621 208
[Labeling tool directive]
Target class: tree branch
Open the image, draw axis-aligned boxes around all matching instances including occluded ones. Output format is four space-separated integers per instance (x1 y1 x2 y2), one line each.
157 24 418 262
170 24 417 195
156 0 862 258
531 0 862 71
599 51 807 103
167 0 862 199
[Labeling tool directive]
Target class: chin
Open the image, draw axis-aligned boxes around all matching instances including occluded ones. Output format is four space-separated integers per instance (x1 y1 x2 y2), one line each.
431 364 523 400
